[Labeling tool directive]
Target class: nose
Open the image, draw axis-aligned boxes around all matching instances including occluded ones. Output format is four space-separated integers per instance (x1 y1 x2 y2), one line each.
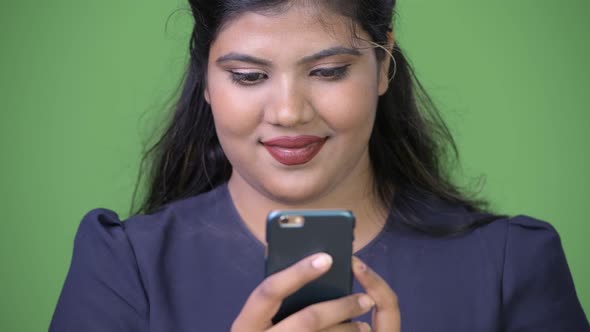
263 77 315 127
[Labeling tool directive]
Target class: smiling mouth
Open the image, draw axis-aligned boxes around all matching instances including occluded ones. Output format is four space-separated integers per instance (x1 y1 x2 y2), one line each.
261 135 328 166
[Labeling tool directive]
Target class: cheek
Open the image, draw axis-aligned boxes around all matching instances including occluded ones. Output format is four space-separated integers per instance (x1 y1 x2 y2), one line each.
207 73 262 139
313 72 379 135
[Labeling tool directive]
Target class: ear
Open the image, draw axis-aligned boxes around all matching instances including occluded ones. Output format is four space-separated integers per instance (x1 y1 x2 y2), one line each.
204 85 211 104
378 30 395 96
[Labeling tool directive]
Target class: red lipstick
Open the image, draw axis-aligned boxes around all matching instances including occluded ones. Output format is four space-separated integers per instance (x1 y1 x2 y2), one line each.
262 135 328 166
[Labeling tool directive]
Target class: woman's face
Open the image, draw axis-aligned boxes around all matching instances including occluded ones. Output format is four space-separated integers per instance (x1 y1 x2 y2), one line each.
205 5 390 205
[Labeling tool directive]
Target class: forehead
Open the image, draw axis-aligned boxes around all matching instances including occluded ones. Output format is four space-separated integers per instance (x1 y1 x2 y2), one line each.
210 5 371 59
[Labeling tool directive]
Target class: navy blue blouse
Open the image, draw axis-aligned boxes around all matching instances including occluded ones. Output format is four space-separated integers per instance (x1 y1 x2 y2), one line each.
50 184 589 331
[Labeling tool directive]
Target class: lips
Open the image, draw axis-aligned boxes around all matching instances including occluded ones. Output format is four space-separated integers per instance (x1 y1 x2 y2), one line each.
262 135 328 166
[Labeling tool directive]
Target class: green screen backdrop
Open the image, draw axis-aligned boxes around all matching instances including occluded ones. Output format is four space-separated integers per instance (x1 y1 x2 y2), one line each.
1 0 588 330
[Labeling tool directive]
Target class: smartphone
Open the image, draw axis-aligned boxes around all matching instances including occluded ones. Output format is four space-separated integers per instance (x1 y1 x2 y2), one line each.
265 210 355 324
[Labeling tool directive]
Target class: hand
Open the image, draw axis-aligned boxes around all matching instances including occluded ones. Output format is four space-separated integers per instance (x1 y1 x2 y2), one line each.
231 253 376 332
352 256 401 332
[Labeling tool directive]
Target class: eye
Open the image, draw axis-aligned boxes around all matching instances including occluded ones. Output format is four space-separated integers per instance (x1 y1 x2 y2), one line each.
229 71 268 86
310 65 351 80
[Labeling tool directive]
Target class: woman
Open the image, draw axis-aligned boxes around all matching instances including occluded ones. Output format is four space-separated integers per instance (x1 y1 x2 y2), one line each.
50 0 589 331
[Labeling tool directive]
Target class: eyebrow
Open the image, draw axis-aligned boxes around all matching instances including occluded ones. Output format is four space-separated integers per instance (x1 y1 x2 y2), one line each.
300 47 362 64
216 53 271 67
215 46 362 67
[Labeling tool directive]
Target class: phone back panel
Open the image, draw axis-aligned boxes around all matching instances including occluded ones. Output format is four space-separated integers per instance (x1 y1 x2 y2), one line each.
265 210 355 323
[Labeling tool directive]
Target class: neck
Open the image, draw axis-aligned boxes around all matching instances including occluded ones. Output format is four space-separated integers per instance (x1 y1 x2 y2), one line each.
227 161 389 252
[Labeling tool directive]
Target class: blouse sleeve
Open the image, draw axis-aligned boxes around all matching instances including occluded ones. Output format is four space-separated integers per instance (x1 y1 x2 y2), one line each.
502 215 589 331
49 209 148 332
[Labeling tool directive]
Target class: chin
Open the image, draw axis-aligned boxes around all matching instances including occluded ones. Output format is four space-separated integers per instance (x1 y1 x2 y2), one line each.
261 180 328 207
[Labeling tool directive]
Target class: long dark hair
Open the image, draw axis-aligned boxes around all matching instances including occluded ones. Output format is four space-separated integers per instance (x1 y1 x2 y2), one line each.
133 0 502 235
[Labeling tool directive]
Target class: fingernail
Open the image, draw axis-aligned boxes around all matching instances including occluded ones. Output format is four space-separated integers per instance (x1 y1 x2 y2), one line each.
358 322 372 332
355 260 368 273
358 295 375 309
311 254 332 269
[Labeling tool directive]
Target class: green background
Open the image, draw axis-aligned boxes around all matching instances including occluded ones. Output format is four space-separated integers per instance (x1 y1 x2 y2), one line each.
1 0 588 330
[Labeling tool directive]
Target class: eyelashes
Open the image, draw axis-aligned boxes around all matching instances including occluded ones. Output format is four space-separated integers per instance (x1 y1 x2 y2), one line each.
228 64 351 86
230 72 268 86
310 65 351 80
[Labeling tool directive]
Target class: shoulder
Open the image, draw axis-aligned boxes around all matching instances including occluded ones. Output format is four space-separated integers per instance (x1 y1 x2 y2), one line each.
475 214 560 250
73 184 235 252
393 190 558 240
122 184 233 234
67 184 234 284
493 215 589 329
51 189 232 330
472 214 560 276
52 208 150 328
392 197 589 328
459 211 588 328
393 192 564 273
